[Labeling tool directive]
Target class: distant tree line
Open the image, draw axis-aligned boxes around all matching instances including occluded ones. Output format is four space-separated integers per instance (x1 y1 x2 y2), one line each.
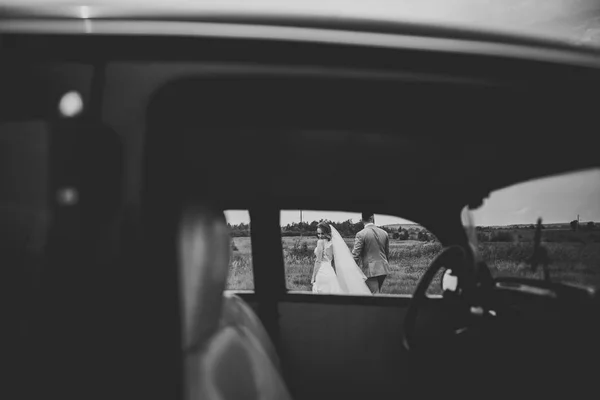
229 219 437 241
473 221 597 232
476 225 545 231
229 222 250 237
281 220 364 237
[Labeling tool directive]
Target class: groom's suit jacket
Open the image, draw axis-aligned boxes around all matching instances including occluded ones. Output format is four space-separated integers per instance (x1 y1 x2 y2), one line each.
351 224 391 278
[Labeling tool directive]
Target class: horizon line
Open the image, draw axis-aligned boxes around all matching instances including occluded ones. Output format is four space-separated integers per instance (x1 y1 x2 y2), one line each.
227 220 599 228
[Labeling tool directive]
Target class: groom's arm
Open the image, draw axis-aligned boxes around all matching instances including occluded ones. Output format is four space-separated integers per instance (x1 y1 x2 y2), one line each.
351 232 364 264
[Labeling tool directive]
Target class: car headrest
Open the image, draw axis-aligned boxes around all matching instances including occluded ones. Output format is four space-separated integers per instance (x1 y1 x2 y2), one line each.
179 204 230 352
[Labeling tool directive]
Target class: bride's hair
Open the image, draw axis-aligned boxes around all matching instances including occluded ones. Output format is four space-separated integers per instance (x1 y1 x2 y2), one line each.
317 222 332 240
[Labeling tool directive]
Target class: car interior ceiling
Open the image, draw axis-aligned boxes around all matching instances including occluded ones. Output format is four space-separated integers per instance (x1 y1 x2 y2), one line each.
2 33 600 400
144 74 598 217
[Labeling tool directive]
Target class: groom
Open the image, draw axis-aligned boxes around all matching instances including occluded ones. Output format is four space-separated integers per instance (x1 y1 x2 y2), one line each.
351 212 390 294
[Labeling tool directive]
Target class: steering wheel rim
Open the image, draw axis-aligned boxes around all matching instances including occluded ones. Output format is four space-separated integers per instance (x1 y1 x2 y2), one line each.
402 245 468 352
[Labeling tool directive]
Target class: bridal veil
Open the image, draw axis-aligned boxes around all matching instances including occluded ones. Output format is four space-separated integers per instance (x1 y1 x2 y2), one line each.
329 225 372 295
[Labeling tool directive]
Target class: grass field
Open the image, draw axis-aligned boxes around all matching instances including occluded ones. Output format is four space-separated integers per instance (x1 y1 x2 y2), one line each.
226 229 600 295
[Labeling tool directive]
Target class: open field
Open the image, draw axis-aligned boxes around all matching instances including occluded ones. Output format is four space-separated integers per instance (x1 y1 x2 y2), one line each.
477 227 600 244
226 229 600 295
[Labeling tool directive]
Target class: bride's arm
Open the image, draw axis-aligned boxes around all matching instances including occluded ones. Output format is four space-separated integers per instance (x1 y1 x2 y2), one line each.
312 240 324 283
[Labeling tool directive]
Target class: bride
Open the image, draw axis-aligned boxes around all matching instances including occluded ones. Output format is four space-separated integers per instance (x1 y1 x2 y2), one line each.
311 222 372 295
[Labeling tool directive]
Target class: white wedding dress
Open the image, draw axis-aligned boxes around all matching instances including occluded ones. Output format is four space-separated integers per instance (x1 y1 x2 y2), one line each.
312 225 372 295
312 239 341 294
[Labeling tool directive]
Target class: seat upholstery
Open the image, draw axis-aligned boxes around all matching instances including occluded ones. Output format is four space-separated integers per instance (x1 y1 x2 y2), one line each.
199 325 292 400
220 292 281 370
190 327 259 400
179 204 292 400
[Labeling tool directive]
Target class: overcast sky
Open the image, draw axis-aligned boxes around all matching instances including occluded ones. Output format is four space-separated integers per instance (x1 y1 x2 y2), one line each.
471 168 600 226
224 168 600 227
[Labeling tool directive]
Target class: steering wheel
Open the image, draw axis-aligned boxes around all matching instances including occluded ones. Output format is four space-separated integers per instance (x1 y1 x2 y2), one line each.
402 245 469 352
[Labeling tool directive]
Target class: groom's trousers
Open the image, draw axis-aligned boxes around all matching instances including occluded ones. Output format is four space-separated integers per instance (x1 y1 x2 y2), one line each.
366 275 386 294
